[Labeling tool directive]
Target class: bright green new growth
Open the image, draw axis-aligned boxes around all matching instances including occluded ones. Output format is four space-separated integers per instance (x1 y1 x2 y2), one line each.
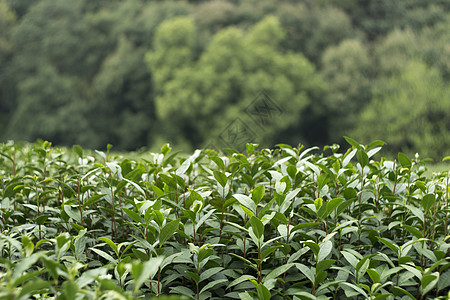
0 139 450 299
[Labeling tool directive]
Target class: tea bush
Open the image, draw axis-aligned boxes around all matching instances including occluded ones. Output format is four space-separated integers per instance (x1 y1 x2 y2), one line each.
0 138 449 299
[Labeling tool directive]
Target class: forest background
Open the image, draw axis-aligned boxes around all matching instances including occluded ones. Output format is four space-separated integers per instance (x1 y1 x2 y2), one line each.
1 0 449 160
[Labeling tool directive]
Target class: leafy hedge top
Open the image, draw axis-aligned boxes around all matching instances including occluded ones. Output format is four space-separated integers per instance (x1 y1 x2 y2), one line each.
0 139 450 299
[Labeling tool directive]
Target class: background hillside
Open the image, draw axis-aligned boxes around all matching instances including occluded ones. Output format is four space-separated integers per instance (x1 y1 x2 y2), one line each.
1 0 449 159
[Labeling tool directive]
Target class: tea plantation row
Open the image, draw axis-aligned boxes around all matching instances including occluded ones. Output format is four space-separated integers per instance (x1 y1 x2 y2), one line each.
0 139 449 299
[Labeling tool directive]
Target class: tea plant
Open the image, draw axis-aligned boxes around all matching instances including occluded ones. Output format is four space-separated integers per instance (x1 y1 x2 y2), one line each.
0 138 450 299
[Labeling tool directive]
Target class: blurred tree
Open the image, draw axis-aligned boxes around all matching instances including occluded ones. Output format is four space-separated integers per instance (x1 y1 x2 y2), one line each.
136 1 191 49
276 3 357 63
374 28 420 76
321 39 372 143
304 6 356 63
417 15 450 80
146 17 196 91
352 60 450 160
194 0 239 32
91 36 154 150
0 0 16 135
10 0 87 76
4 0 35 19
147 16 325 149
6 65 89 145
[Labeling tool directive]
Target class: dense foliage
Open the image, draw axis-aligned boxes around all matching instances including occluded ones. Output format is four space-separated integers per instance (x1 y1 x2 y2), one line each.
1 0 450 158
1 140 450 299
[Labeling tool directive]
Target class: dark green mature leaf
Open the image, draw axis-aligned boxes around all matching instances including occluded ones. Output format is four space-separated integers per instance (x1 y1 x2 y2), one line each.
200 279 228 295
404 225 423 239
357 149 369 167
392 286 416 299
250 216 264 240
121 207 141 223
367 269 380 283
264 263 295 281
421 273 439 296
160 219 180 246
316 259 335 274
344 136 361 149
398 152 411 168
256 283 271 300
252 185 265 205
422 194 435 212
170 286 196 299
376 237 399 255
213 170 228 188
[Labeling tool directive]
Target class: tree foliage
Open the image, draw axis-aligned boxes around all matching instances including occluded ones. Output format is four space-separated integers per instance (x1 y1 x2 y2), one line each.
352 60 450 159
0 0 449 159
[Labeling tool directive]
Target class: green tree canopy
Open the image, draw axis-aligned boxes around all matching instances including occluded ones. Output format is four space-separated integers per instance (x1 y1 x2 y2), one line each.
320 39 372 142
352 60 450 160
147 16 325 149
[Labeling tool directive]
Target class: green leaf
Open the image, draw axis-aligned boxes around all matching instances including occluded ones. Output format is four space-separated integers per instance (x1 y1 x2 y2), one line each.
438 269 450 291
210 156 225 170
376 237 399 255
12 253 41 280
422 194 435 212
392 286 416 300
121 207 141 223
233 194 257 214
18 278 51 298
398 152 411 168
295 263 315 283
356 255 374 282
238 292 254 300
344 136 361 149
82 194 106 209
322 198 344 219
303 241 320 258
90 248 117 264
63 205 82 224
421 273 439 296
122 178 146 197
200 279 228 294
357 149 369 167
198 247 214 263
343 148 357 167
367 269 380 283
170 286 196 299
227 274 257 289
341 282 368 298
256 283 271 300
285 289 317 299
264 263 295 281
316 259 335 274
404 225 423 239
159 219 180 246
186 271 200 284
99 237 119 257
250 216 264 240
252 185 265 205
132 256 164 293
405 204 425 222
213 170 228 188
317 240 333 262
200 267 224 283
73 145 83 158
